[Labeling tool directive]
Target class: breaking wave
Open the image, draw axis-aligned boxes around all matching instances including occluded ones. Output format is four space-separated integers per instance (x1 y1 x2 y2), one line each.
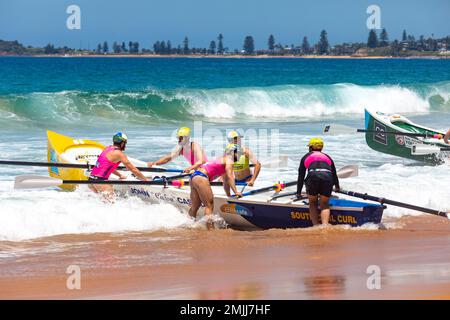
0 82 449 127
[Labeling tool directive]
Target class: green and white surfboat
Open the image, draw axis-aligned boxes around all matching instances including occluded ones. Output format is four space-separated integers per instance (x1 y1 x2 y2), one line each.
364 109 449 164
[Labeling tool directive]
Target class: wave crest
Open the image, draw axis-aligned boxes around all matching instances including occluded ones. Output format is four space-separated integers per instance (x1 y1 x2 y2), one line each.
0 82 448 127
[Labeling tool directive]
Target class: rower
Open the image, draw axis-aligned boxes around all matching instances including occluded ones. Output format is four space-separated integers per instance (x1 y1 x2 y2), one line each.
296 138 340 226
89 132 148 201
189 143 242 230
227 130 261 186
444 129 450 144
147 127 208 173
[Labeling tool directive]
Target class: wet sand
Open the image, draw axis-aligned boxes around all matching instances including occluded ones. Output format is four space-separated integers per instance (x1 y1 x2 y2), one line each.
1 215 450 299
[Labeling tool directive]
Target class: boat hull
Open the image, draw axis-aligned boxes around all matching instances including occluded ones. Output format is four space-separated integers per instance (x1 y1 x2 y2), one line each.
116 184 385 230
225 198 385 229
364 109 448 164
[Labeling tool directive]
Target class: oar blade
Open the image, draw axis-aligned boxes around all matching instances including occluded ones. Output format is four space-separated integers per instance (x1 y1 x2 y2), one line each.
262 155 289 168
14 175 63 189
336 165 359 179
323 124 356 136
411 144 442 155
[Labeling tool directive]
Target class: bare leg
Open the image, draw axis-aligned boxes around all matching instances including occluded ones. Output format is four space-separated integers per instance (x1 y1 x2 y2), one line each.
319 195 331 225
189 179 202 218
308 195 320 225
89 184 115 203
192 176 215 230
196 180 214 216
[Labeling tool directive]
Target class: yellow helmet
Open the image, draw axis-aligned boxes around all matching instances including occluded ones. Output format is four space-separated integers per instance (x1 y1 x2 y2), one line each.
177 127 190 137
308 137 324 150
227 130 242 140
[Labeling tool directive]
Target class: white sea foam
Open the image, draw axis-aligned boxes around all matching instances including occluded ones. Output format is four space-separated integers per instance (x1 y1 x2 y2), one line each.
183 84 434 119
0 185 193 241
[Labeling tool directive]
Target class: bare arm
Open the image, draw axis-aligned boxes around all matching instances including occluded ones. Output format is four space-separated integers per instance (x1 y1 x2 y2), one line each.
154 154 173 166
148 146 180 167
246 148 261 186
445 129 450 144
112 170 126 179
118 153 148 181
224 159 241 197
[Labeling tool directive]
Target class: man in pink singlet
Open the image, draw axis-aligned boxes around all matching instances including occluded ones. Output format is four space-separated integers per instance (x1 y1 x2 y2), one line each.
147 127 207 173
89 132 148 200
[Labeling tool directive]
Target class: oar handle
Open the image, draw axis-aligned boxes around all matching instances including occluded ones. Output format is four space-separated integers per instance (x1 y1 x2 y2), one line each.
64 179 166 185
131 167 182 173
0 160 183 173
0 160 90 169
336 189 448 218
68 172 192 186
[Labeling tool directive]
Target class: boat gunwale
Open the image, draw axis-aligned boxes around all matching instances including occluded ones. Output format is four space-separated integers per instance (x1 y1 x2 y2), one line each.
366 109 445 137
137 184 381 212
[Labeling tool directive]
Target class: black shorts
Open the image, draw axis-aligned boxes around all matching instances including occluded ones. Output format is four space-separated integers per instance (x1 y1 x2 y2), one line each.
305 171 333 197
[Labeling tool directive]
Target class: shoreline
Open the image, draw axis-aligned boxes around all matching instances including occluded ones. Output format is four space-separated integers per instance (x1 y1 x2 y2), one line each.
1 53 448 59
1 215 450 300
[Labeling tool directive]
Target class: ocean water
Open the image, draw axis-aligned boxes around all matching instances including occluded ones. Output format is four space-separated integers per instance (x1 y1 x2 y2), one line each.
0 57 449 241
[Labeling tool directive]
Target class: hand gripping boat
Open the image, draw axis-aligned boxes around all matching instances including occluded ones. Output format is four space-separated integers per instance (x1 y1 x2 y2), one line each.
364 109 449 164
46 130 385 230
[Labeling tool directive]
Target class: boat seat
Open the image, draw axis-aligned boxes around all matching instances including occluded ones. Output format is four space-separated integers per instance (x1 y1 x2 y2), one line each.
390 114 414 125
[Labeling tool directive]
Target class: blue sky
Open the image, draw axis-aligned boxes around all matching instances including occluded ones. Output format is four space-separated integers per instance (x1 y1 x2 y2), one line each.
0 0 449 50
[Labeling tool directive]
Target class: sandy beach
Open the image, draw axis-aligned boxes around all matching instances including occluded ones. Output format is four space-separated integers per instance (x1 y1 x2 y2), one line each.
1 215 449 300
2 53 448 59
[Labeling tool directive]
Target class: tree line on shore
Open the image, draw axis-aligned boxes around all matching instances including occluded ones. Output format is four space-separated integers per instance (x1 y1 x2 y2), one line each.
1 29 449 57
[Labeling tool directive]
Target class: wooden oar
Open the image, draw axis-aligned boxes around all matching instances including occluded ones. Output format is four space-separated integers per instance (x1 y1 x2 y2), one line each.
267 165 359 201
411 144 450 156
14 173 248 190
0 160 183 173
14 173 191 190
336 189 449 218
323 124 444 139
